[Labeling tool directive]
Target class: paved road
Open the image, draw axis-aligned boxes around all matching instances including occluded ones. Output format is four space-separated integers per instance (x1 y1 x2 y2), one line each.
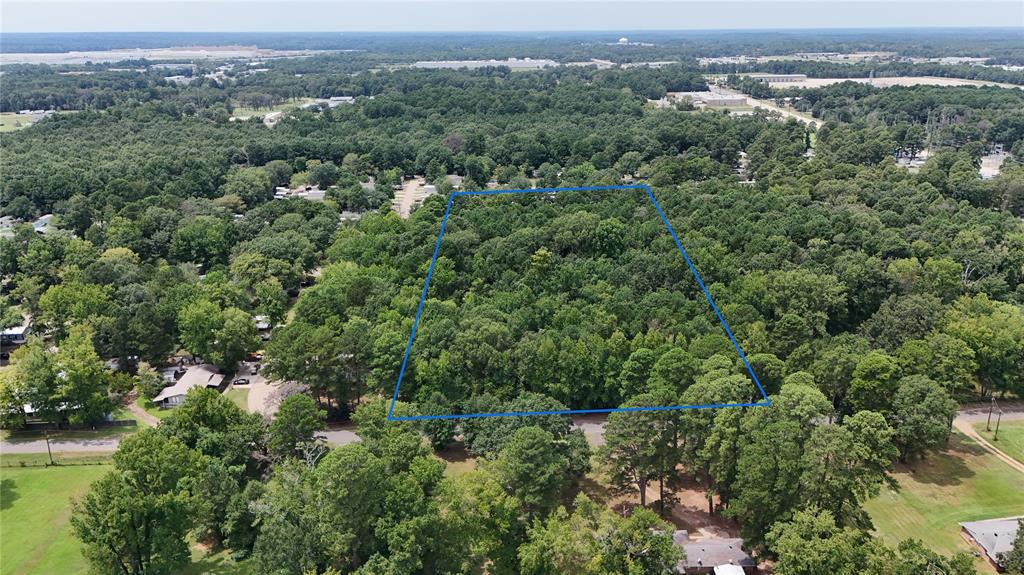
953 401 1024 474
319 425 361 446
5 402 1021 461
1 436 121 453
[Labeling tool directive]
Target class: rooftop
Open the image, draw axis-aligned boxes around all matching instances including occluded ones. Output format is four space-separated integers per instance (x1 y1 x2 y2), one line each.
960 516 1022 566
152 364 224 402
673 531 755 572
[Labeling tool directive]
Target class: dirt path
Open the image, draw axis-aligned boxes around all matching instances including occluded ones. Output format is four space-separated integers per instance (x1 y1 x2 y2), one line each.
125 400 160 427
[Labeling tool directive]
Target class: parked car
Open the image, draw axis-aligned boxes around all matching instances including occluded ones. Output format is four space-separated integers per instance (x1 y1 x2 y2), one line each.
250 363 260 375
233 378 250 386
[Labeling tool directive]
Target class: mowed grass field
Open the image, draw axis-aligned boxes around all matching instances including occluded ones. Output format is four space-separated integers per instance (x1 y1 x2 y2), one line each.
230 98 315 119
0 456 253 575
974 420 1024 464
0 460 109 575
0 113 35 132
865 432 1024 572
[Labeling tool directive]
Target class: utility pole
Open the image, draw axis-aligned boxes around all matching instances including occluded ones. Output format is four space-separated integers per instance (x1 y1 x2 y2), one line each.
987 397 995 431
44 428 54 466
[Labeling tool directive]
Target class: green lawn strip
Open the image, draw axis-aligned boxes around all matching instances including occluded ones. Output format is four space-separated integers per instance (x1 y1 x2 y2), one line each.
2 452 114 467
183 545 251 575
865 432 1024 572
0 463 109 575
0 112 34 132
230 98 315 119
973 420 1024 464
135 396 174 420
225 388 249 411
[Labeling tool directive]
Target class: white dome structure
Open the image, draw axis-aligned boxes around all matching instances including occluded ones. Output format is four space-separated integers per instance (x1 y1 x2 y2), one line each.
618 37 629 44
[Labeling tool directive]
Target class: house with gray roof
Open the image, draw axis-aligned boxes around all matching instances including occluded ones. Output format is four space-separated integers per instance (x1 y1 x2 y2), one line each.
673 531 757 574
961 516 1022 572
152 364 224 407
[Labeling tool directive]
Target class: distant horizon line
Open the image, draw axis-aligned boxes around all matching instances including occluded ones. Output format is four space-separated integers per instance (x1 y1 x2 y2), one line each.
3 26 1022 35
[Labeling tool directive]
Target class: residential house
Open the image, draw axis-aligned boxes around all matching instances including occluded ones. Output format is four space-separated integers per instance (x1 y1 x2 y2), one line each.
32 214 54 234
1 317 31 346
961 516 1022 572
673 531 757 574
151 364 224 408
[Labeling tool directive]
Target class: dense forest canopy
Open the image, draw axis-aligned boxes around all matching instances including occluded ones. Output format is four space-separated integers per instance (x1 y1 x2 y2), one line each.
1 30 1023 575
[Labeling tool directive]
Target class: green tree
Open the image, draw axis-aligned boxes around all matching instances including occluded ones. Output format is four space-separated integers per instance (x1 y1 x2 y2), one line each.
492 426 571 516
1000 519 1024 574
519 493 681 575
847 352 900 415
799 410 897 528
210 307 259 371
37 282 112 340
220 167 274 207
647 347 699 394
177 299 222 361
71 429 202 575
766 507 887 575
599 395 661 507
171 216 232 269
314 444 387 570
890 375 957 461
53 324 113 424
268 394 326 460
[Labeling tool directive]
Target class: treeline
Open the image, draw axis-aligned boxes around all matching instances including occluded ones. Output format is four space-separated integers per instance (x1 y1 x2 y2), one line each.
786 83 1024 153
64 389 691 575
708 60 1024 85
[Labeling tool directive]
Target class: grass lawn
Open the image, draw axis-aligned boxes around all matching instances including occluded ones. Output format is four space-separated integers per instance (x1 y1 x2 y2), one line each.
865 432 1024 573
135 396 174 421
230 98 315 119
0 456 253 575
0 112 36 132
974 420 1024 464
182 546 251 575
0 460 109 575
225 388 249 411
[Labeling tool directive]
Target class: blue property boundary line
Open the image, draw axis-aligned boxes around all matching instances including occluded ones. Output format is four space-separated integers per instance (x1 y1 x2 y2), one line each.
387 184 772 421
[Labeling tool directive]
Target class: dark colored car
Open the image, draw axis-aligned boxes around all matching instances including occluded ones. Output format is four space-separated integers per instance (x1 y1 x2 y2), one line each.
233 378 250 386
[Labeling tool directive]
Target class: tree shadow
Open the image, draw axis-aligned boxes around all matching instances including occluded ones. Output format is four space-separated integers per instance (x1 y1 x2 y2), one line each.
435 442 472 464
1 478 19 511
897 434 979 487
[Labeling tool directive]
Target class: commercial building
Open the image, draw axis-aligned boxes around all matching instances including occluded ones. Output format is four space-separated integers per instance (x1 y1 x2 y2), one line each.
745 73 808 83
412 58 557 70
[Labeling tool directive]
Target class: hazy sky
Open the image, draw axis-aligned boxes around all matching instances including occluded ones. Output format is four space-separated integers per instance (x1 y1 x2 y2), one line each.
2 0 1022 33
